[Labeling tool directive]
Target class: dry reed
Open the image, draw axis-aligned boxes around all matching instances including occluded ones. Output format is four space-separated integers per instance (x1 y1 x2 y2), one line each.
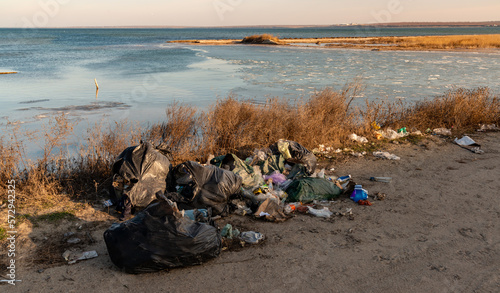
334 34 500 49
1 83 498 211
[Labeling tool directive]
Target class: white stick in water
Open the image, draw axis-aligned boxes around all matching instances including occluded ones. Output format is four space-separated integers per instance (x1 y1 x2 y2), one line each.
95 78 99 99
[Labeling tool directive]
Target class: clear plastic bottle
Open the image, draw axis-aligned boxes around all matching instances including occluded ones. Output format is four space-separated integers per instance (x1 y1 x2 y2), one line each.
266 178 273 191
284 203 299 214
370 177 392 183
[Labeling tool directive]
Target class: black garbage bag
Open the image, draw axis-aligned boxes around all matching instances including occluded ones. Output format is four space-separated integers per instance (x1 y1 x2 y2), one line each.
270 139 317 175
168 161 242 216
103 193 221 274
112 142 171 213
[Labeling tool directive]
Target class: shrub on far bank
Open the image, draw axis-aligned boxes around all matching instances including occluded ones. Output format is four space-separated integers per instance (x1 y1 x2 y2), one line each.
241 34 280 44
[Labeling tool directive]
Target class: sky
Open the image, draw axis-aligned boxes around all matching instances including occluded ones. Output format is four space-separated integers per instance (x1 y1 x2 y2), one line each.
1 0 499 28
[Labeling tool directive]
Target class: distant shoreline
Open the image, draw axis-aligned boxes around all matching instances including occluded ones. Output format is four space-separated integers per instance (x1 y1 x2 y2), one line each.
168 34 500 51
2 21 499 29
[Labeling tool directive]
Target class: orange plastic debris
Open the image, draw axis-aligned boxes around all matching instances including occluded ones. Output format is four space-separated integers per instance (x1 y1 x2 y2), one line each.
358 200 372 206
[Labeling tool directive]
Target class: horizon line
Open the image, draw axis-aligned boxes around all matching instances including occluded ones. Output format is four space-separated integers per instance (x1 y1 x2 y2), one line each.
2 20 500 29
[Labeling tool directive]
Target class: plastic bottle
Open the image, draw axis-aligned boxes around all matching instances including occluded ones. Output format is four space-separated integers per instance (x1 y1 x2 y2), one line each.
284 203 299 214
267 178 274 191
369 177 392 183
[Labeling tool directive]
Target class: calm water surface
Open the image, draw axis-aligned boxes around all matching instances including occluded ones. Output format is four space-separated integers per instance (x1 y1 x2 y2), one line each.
0 27 499 156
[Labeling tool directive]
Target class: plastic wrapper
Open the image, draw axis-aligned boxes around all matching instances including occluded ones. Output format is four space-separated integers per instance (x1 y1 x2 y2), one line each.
210 153 264 188
269 139 317 175
263 171 287 185
348 133 368 144
373 151 400 160
307 206 333 218
254 198 289 222
270 139 317 175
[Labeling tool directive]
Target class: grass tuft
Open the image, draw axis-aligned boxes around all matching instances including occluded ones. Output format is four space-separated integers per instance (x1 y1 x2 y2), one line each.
0 227 6 241
31 211 77 223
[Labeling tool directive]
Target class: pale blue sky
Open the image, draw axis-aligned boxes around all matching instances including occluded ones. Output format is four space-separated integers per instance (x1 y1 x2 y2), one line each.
2 0 499 27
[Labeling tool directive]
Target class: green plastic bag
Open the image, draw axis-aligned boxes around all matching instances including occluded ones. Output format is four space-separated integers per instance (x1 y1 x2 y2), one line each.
285 178 342 203
211 154 263 188
257 154 285 175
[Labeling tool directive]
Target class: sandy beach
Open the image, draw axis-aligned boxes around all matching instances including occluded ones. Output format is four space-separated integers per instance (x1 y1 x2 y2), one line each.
3 131 499 293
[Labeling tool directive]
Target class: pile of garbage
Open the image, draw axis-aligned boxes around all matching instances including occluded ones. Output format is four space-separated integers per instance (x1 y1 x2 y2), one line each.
103 140 369 274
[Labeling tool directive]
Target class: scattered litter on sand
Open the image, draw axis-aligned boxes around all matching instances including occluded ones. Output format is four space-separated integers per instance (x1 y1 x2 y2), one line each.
373 151 400 160
239 231 264 244
454 135 484 154
433 128 452 136
62 250 98 265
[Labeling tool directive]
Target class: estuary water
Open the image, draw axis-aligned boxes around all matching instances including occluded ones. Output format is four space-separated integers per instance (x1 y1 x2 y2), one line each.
0 26 499 147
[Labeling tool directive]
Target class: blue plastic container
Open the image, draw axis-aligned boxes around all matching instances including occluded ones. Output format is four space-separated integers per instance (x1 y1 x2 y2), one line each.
350 185 368 202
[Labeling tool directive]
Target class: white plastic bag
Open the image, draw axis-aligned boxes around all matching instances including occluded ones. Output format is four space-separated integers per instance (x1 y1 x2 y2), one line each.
307 206 333 218
373 151 400 160
349 133 368 144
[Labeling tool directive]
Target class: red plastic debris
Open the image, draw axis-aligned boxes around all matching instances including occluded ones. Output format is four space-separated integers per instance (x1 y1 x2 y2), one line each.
358 200 372 206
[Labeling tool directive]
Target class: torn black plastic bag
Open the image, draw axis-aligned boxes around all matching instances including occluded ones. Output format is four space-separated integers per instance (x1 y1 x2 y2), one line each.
169 161 242 216
112 142 171 209
210 153 263 188
270 139 317 175
285 177 342 203
103 194 221 274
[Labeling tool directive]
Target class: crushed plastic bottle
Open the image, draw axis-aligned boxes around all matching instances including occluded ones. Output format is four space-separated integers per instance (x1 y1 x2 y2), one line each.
369 177 392 183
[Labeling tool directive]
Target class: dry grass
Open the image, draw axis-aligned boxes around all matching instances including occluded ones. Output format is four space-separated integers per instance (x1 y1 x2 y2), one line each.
397 87 500 131
66 120 143 200
361 87 500 134
241 34 280 44
395 34 500 49
0 115 142 210
329 34 500 50
146 102 204 164
0 83 499 212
